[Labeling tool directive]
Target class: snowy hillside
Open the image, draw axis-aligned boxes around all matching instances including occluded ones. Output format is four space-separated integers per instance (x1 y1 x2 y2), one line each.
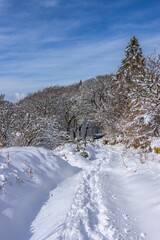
0 141 160 240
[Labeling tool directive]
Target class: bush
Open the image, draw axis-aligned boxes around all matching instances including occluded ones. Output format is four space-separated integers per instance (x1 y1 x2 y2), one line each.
154 147 160 154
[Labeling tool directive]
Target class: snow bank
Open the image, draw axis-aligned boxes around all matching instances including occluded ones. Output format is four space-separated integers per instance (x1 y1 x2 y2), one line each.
151 138 160 148
53 143 99 169
0 147 79 240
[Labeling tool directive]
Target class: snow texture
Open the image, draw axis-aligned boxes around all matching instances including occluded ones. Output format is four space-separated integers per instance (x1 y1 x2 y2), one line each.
0 147 79 240
0 141 160 240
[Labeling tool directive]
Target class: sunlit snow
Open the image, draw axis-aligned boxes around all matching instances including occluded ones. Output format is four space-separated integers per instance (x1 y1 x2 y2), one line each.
0 141 160 240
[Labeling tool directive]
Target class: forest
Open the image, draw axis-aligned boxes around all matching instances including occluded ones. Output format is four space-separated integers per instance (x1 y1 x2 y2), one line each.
0 36 160 151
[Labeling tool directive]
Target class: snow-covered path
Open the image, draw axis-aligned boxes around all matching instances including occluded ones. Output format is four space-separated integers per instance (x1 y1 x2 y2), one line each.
30 144 160 240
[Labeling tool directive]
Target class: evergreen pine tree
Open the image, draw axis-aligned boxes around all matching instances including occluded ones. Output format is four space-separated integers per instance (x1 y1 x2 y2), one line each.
115 37 155 148
118 36 146 83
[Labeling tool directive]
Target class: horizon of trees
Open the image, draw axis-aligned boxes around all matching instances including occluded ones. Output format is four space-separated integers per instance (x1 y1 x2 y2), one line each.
0 36 159 149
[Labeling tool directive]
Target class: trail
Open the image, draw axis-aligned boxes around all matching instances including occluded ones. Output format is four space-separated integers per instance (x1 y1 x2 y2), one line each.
30 145 160 240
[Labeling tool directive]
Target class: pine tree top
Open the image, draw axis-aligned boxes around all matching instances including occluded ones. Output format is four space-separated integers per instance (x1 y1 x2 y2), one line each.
117 36 146 81
124 36 143 62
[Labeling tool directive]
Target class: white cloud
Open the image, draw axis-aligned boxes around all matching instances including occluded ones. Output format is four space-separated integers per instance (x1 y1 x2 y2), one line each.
41 0 59 7
14 92 26 102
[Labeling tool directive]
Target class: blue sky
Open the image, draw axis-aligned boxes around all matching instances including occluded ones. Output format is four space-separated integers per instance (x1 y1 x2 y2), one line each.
0 0 160 101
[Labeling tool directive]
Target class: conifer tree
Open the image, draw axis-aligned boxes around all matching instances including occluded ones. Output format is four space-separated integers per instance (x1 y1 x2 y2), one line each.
118 36 146 83
116 37 151 147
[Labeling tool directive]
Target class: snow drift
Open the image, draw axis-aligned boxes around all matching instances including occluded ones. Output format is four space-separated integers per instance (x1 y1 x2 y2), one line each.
0 147 79 240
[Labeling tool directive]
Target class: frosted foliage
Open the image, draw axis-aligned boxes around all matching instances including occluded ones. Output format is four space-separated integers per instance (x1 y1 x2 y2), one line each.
118 36 146 82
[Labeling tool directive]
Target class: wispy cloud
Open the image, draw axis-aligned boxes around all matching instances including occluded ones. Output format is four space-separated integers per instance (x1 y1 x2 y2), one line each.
0 0 5 7
1 27 160 101
0 36 130 99
0 0 10 12
0 0 160 101
39 0 59 7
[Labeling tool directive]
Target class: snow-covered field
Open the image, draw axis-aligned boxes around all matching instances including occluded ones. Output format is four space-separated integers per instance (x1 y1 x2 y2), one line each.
0 140 160 240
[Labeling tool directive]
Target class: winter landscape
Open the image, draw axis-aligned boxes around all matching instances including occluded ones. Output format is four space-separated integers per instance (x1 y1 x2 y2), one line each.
0 140 160 240
0 0 160 240
0 35 160 240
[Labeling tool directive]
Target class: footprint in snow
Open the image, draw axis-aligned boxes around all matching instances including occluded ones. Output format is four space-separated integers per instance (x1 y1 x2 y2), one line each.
140 232 146 239
122 214 129 220
111 194 117 200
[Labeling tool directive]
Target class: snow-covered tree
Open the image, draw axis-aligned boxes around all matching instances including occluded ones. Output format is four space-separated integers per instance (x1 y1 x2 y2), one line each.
0 95 14 146
115 37 151 147
144 52 160 137
10 106 60 149
145 52 160 106
118 36 146 83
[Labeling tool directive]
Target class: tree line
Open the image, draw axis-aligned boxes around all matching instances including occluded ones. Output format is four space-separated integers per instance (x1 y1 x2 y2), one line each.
0 36 159 149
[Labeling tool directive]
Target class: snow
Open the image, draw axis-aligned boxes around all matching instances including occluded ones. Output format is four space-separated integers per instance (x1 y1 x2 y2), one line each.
0 141 160 240
0 147 79 240
151 138 160 148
